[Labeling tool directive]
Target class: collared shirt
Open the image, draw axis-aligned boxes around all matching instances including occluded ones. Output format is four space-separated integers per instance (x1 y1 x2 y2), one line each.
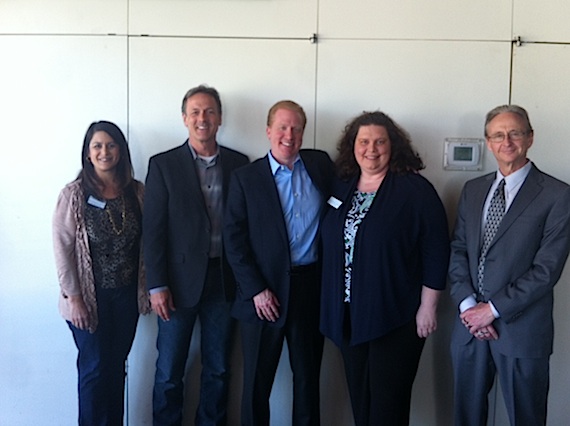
481 160 532 227
188 143 223 258
268 150 322 266
460 160 532 316
149 143 223 296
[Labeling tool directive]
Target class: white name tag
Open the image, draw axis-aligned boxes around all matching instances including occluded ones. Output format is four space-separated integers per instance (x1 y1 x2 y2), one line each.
327 196 342 209
87 195 106 209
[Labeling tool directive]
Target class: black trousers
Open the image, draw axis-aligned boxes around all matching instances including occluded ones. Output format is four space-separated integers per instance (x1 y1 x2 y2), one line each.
341 317 425 426
240 265 324 426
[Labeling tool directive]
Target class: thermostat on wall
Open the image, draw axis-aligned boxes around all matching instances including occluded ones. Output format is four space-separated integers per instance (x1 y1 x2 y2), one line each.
443 138 484 171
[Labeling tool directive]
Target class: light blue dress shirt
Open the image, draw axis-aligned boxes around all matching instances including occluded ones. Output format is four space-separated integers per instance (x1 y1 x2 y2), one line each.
268 151 322 266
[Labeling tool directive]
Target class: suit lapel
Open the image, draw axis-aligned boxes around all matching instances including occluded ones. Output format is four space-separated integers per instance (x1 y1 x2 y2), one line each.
491 166 542 246
219 147 234 199
175 143 208 213
257 156 290 247
469 174 494 255
301 151 326 195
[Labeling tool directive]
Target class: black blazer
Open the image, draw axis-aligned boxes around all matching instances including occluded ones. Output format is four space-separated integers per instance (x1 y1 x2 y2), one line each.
320 172 450 347
143 142 249 308
224 149 334 327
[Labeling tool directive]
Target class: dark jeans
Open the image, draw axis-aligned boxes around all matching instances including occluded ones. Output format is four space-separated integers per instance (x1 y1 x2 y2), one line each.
152 299 234 426
69 284 139 426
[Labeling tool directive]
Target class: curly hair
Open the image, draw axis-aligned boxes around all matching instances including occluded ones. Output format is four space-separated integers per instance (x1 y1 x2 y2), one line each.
335 111 424 180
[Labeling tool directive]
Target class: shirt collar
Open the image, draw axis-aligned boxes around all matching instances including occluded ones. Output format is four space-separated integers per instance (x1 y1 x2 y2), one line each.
268 150 301 175
496 160 532 189
187 141 219 165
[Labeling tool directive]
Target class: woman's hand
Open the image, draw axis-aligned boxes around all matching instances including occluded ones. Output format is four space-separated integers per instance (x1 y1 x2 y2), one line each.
68 295 90 330
416 304 437 338
416 286 441 338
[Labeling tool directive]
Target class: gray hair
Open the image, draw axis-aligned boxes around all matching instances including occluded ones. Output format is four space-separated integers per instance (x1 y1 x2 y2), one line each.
484 104 533 136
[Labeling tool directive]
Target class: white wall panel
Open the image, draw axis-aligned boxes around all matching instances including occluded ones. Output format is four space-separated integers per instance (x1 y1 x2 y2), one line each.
0 35 127 425
0 0 127 34
514 1 570 43
128 36 318 171
511 43 570 426
129 0 317 38
319 0 512 41
316 39 511 425
2 1 570 425
126 36 319 426
316 40 511 204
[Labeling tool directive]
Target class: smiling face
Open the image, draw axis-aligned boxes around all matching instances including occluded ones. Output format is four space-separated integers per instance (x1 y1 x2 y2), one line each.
182 92 222 154
88 131 120 177
485 112 533 175
267 108 304 169
353 124 391 178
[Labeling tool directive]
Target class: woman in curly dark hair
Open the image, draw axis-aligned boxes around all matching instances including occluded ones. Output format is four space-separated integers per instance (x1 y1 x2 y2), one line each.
53 121 149 425
320 111 450 425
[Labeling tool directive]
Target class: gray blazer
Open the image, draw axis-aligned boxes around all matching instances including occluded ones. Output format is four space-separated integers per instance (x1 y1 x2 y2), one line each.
449 163 570 358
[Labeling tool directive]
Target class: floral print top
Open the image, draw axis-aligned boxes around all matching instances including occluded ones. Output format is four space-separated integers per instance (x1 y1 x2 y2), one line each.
343 190 376 302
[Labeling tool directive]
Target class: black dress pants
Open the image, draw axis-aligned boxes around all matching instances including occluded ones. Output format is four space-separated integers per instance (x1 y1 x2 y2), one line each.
240 264 323 426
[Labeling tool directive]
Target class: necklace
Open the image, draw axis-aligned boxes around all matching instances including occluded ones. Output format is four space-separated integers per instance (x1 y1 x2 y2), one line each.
105 195 126 235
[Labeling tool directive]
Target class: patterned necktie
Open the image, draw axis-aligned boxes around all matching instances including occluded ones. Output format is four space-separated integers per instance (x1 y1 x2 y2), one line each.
477 179 506 297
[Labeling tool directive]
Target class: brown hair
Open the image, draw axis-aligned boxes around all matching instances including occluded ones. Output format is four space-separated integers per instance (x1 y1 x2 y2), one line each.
335 111 424 180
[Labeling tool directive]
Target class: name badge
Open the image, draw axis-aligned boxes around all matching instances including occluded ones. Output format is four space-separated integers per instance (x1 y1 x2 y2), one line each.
87 195 106 209
327 196 342 209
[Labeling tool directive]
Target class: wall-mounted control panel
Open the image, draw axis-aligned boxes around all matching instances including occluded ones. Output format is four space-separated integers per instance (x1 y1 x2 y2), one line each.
443 138 484 171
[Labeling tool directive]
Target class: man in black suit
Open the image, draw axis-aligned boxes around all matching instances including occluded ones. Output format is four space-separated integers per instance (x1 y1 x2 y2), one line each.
144 85 249 426
224 100 334 426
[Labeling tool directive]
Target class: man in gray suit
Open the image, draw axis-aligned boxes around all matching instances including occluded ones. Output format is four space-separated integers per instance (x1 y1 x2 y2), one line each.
449 105 570 426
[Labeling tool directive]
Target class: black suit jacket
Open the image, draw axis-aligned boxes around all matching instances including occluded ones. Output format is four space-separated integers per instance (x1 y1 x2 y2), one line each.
143 142 249 308
224 149 334 327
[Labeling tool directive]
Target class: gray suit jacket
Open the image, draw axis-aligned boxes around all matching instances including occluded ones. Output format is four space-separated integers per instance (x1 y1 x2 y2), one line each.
449 163 570 358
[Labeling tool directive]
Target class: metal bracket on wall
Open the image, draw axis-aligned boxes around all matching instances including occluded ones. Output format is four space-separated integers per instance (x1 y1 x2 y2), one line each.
309 33 318 44
513 36 523 47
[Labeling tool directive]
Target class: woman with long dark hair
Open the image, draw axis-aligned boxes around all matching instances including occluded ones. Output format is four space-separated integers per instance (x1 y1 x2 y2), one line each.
53 121 149 425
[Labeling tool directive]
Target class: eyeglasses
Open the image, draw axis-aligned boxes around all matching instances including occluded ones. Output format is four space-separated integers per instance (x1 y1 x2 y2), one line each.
487 130 530 143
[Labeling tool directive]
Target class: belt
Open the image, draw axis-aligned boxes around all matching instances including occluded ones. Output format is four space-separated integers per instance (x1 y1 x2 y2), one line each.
290 262 317 275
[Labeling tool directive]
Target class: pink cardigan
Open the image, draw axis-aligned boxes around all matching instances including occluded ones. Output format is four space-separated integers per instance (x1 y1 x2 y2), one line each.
53 179 150 333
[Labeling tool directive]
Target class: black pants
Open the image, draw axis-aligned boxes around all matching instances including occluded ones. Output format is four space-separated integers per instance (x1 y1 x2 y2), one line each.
341 317 425 426
240 264 324 426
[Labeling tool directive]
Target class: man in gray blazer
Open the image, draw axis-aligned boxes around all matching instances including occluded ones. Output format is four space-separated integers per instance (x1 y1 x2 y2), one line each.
144 85 249 425
449 104 570 426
